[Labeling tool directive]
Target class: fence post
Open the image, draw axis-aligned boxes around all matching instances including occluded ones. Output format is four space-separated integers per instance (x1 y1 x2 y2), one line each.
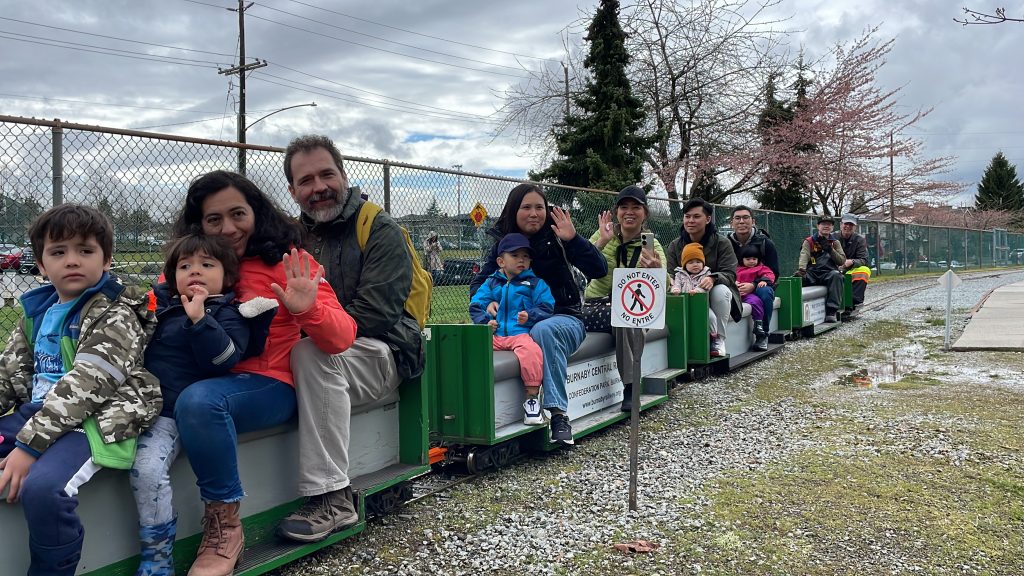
383 160 391 214
51 122 63 206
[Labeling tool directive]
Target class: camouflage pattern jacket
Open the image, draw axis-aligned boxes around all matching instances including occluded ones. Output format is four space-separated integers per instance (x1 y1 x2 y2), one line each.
0 273 161 454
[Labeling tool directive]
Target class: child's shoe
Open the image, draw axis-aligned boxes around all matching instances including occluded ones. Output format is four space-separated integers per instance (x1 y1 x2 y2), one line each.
709 334 722 357
523 397 544 426
711 335 727 357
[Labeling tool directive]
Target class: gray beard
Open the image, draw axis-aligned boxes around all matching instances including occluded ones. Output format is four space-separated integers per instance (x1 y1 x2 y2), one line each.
304 202 344 223
302 187 349 222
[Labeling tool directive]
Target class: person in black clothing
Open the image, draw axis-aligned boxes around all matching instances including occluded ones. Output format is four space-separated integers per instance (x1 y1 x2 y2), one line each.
726 205 780 346
470 184 607 445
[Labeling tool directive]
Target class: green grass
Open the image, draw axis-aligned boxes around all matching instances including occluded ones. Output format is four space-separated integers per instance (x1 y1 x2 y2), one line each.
429 284 471 324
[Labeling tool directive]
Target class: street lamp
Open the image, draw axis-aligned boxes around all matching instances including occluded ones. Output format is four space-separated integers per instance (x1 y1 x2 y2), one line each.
237 102 317 174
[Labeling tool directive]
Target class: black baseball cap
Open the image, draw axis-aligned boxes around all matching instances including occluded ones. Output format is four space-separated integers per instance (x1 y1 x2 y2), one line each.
615 185 647 207
817 215 836 225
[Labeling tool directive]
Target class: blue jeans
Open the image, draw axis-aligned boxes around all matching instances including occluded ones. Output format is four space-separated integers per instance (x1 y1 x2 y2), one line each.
175 373 296 502
529 314 586 413
755 286 775 330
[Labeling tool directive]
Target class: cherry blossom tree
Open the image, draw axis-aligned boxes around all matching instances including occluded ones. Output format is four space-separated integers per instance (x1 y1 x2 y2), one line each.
717 28 962 216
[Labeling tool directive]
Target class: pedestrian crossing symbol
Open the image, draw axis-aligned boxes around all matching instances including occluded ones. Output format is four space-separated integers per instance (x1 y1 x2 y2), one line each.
611 268 665 329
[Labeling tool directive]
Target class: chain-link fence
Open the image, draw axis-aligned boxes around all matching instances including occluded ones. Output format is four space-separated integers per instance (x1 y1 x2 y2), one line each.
1 114 1021 338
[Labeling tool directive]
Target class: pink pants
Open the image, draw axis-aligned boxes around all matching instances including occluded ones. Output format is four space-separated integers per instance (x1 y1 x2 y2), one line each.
493 333 543 388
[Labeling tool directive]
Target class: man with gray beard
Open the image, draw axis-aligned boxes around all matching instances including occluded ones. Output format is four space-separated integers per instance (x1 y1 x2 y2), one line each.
276 134 423 542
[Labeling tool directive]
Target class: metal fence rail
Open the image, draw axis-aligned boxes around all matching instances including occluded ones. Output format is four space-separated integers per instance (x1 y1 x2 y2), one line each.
0 114 1019 336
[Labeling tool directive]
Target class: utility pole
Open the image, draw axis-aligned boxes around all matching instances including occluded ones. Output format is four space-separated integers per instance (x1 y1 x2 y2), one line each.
452 164 463 216
219 1 266 175
562 61 570 118
889 131 895 223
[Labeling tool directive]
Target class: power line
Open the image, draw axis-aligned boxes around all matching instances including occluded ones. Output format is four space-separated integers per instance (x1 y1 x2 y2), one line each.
129 115 234 130
0 31 226 68
250 73 500 125
266 62 495 121
0 16 238 58
253 2 526 72
0 92 274 115
240 13 528 79
278 0 561 63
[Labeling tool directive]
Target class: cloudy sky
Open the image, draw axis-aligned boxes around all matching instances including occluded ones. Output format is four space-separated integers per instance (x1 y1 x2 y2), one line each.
0 0 1021 206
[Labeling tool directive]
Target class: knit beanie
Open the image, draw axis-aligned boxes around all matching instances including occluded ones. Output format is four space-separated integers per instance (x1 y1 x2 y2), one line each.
739 244 761 261
681 242 705 266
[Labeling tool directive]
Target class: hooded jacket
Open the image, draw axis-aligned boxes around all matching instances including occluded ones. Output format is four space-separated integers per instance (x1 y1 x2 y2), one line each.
671 265 713 294
665 222 742 321
472 224 607 318
727 227 781 281
0 273 161 454
144 283 275 417
469 268 555 336
300 189 424 379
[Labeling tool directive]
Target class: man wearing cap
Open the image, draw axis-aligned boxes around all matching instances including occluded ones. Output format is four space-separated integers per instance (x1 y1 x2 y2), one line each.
796 215 846 323
726 205 780 350
839 213 870 308
665 198 742 356
586 185 666 411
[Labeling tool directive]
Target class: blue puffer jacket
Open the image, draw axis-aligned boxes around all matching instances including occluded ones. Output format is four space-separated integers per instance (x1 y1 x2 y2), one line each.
472 225 608 318
469 269 555 337
144 284 250 418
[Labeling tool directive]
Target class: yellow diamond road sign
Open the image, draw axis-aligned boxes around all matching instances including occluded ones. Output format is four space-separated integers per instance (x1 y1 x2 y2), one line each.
470 202 487 227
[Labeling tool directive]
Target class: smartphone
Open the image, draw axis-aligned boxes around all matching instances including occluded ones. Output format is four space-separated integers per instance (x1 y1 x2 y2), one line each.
641 233 650 247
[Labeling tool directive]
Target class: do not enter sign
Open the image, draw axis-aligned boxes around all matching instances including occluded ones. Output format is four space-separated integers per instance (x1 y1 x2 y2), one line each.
611 268 666 329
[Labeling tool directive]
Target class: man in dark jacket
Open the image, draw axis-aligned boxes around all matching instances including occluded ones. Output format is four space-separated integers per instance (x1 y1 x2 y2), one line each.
277 134 423 542
665 199 741 356
839 213 870 307
797 215 846 322
726 205 779 349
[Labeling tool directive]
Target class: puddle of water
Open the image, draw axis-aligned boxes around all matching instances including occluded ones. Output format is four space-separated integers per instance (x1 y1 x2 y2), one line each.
835 343 925 389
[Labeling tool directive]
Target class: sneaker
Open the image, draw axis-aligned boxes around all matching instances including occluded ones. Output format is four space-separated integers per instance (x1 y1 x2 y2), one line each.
710 336 726 357
620 383 633 412
824 313 838 323
523 397 544 426
549 413 574 445
278 487 359 542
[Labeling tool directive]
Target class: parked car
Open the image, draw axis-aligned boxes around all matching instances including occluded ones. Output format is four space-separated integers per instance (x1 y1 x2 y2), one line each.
0 247 23 271
18 247 38 275
436 258 483 286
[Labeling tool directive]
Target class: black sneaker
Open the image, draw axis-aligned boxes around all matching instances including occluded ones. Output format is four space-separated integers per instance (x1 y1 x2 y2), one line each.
278 487 359 542
549 413 574 445
620 384 633 412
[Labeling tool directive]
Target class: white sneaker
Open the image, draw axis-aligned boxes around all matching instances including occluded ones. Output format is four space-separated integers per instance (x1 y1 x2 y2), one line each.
523 398 544 426
712 337 727 357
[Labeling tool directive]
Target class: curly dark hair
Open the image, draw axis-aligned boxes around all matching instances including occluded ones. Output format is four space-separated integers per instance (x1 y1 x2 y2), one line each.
171 170 301 265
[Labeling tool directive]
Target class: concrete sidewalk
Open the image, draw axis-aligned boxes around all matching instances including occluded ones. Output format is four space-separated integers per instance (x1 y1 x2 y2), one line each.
952 281 1024 351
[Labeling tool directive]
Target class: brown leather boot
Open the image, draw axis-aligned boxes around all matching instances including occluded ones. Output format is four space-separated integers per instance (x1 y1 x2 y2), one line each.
187 501 244 576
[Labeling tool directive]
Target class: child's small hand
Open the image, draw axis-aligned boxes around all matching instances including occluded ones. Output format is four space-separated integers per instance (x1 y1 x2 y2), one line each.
757 281 767 288
671 287 680 295
688 289 698 295
486 302 499 317
487 319 498 332
517 311 529 325
0 448 37 503
181 286 209 323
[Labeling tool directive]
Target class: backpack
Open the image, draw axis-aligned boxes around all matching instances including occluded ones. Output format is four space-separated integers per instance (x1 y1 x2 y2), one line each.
355 201 432 329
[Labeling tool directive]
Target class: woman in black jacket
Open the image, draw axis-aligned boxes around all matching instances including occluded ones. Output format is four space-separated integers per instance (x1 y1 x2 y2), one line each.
470 183 607 445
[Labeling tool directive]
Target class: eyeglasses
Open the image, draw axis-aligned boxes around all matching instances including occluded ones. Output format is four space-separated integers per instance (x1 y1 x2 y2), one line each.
732 215 752 221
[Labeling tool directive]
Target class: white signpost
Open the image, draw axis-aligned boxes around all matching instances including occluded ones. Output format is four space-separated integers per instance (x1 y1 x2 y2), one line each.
938 269 962 351
611 268 666 511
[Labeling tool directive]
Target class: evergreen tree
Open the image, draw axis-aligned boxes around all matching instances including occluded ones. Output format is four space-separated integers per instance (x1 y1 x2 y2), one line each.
425 196 441 218
975 152 1024 211
532 0 654 210
754 74 810 213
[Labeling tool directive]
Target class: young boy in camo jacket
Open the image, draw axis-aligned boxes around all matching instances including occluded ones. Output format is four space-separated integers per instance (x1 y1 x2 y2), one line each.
0 204 161 576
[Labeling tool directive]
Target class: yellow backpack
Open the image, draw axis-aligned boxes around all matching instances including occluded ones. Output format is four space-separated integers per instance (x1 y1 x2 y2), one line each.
355 201 432 329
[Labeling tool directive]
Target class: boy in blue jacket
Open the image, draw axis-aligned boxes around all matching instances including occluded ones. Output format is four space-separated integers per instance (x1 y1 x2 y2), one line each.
469 233 555 426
